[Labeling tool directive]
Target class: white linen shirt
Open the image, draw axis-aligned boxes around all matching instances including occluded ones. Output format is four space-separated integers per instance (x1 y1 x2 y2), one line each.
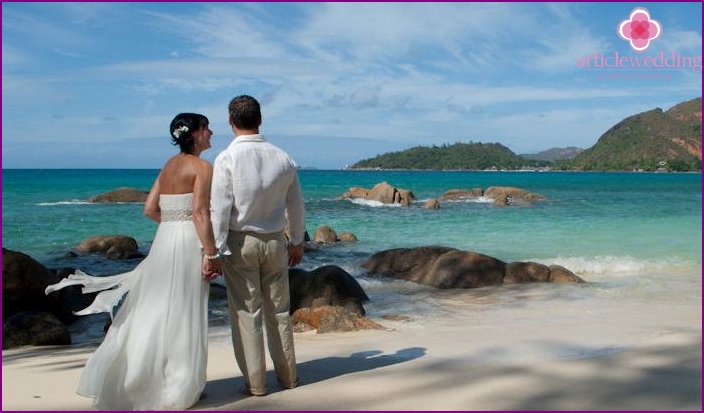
210 134 306 255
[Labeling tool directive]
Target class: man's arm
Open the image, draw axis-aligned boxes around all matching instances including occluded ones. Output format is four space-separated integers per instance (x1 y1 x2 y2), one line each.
285 172 306 246
210 153 235 256
285 170 306 268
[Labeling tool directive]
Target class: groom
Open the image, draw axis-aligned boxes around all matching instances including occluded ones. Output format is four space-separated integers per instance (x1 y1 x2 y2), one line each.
210 94 306 396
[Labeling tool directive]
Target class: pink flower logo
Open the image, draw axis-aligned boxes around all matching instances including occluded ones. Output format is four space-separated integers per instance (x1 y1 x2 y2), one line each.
617 7 662 52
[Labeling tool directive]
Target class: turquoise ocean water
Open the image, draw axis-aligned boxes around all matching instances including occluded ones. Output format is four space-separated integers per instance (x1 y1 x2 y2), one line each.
2 169 702 344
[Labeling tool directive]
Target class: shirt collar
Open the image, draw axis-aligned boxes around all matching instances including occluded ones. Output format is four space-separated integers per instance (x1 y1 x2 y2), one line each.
232 134 266 144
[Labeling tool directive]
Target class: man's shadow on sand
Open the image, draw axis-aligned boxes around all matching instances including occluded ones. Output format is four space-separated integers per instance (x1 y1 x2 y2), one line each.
197 347 426 409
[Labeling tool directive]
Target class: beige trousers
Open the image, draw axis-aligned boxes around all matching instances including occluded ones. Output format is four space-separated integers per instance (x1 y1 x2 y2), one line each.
223 230 297 394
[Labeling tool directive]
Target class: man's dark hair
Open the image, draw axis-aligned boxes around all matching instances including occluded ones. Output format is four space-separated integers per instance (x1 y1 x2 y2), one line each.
228 95 261 130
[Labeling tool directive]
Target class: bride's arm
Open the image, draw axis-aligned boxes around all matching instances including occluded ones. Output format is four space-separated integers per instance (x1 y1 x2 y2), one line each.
144 173 162 223
193 160 221 279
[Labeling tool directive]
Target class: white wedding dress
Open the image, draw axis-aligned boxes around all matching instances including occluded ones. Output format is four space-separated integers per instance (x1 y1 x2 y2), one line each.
45 193 209 410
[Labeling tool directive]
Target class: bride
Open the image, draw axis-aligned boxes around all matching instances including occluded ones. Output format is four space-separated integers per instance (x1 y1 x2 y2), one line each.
46 113 222 410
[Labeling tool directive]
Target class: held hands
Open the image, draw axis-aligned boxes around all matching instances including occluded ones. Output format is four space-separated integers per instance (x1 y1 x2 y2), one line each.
288 243 304 268
201 253 222 281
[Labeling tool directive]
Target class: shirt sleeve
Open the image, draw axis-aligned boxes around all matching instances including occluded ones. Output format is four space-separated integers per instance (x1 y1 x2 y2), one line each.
210 153 234 255
285 170 306 245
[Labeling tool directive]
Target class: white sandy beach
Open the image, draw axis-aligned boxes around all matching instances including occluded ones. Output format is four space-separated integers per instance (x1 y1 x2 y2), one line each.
3 287 702 412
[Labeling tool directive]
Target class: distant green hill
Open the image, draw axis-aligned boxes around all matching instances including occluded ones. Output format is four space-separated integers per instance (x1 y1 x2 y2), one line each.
348 97 701 171
349 142 549 170
555 97 702 171
520 147 583 162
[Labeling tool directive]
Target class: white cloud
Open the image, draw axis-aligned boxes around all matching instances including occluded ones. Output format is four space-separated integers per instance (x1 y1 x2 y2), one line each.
1 7 91 56
1 43 32 67
657 29 703 54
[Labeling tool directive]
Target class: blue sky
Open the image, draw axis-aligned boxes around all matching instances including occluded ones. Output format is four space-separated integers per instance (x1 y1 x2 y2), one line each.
2 2 701 169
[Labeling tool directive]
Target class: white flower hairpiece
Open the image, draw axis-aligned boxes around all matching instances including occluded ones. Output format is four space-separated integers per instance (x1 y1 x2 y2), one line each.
172 125 189 139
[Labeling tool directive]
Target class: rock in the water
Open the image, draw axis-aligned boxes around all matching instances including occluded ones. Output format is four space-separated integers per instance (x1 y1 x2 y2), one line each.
90 187 148 203
289 265 369 315
2 311 71 349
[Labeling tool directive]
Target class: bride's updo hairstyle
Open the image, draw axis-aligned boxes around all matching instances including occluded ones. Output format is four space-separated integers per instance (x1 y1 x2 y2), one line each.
169 113 209 154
